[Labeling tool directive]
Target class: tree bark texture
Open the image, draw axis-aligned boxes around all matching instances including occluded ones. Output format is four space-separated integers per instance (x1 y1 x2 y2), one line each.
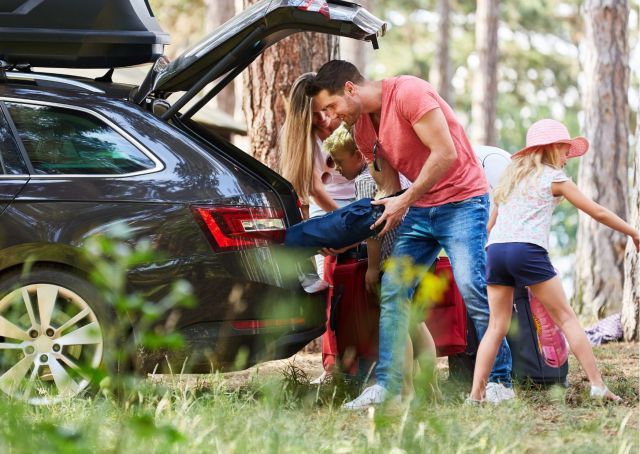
575 0 629 318
471 0 499 146
622 101 639 340
429 0 453 105
241 26 338 167
204 0 236 116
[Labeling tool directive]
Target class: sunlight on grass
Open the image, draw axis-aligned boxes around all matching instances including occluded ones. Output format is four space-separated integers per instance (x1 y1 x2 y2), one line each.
0 343 636 452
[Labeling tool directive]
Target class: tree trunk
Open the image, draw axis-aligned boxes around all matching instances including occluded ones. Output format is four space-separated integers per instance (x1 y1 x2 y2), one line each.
574 0 630 319
242 0 339 167
429 0 453 105
204 0 236 116
471 0 499 146
622 101 639 340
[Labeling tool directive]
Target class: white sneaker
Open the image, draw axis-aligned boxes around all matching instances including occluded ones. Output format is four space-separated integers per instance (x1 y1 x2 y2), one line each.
309 371 331 385
485 382 516 404
342 384 391 410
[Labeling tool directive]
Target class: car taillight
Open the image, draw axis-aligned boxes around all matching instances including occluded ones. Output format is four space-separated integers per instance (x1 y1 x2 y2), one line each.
192 206 286 251
296 198 305 218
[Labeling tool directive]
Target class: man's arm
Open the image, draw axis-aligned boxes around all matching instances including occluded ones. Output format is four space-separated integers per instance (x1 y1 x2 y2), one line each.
371 107 457 235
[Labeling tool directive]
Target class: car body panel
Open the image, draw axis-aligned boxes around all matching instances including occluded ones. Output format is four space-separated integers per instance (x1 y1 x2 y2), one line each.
0 81 323 370
0 178 28 215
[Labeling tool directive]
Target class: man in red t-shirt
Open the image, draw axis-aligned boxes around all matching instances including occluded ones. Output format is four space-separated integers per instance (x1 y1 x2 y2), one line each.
306 60 513 408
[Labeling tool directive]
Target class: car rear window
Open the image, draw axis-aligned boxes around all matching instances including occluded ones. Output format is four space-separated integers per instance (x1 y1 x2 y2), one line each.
5 102 156 175
0 106 28 175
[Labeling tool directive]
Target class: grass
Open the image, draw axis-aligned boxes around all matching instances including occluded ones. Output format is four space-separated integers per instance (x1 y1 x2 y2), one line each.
0 342 637 453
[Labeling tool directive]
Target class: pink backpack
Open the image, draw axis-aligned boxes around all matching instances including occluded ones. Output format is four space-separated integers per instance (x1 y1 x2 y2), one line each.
528 289 569 367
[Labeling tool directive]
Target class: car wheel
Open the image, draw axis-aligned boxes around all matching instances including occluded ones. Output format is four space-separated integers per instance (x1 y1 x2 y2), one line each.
0 268 109 404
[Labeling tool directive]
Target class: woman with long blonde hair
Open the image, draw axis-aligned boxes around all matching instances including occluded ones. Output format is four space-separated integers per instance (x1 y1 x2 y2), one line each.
280 73 354 219
468 119 639 404
280 73 355 384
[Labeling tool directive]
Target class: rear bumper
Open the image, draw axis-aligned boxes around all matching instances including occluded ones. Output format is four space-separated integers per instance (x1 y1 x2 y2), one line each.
139 287 327 373
250 323 326 365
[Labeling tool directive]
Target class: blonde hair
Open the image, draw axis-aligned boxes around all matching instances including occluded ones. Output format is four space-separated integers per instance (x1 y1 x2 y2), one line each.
279 73 315 204
323 123 357 158
324 123 402 199
493 144 566 205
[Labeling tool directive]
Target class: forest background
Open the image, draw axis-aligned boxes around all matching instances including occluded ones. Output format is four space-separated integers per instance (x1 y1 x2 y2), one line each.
146 0 639 333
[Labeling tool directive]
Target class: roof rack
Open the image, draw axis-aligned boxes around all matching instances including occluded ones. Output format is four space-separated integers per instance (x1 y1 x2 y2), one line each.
1 69 105 94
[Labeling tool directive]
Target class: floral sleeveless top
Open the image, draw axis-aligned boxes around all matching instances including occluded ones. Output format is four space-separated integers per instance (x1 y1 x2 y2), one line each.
487 165 569 251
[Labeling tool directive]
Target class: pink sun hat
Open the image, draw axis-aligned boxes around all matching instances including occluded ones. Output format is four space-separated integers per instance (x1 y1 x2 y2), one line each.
513 119 589 159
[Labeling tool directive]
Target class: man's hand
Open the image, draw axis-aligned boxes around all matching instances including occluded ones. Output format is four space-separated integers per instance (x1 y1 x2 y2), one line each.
371 194 409 236
365 266 380 295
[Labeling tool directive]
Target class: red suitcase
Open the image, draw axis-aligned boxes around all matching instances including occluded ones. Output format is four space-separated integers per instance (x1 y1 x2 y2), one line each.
424 257 468 357
324 255 468 377
326 256 379 375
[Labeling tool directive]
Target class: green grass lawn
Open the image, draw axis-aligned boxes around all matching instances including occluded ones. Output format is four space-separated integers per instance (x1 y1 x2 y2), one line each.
1 343 638 453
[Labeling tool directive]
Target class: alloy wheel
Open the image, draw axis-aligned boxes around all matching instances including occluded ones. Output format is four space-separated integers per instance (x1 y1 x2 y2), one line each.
0 283 103 404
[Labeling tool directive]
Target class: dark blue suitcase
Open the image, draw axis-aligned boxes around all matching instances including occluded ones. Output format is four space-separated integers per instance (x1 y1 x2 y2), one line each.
508 286 569 386
448 286 569 386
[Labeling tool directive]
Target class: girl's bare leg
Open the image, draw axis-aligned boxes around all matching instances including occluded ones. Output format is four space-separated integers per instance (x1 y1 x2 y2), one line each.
401 335 415 399
410 322 439 395
528 276 620 401
412 321 436 366
470 285 514 401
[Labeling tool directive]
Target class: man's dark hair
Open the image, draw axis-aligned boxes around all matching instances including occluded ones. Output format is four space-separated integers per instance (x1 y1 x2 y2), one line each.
305 60 364 97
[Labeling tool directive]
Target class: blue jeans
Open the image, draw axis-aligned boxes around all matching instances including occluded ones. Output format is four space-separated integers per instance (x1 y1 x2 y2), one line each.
377 194 512 393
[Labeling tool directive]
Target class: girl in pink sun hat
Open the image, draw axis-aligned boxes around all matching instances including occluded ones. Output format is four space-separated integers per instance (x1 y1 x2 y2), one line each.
468 119 639 404
513 118 589 159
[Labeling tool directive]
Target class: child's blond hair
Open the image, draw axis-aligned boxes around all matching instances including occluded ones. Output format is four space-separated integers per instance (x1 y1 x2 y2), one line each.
324 123 403 198
493 144 566 205
323 123 357 158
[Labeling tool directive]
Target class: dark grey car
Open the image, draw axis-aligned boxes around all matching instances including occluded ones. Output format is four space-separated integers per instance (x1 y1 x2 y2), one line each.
0 0 385 403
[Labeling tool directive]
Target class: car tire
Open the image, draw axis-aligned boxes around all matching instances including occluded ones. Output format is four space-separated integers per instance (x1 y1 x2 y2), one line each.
0 267 119 404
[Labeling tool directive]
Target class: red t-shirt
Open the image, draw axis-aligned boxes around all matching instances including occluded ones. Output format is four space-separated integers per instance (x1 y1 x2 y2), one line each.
354 76 488 207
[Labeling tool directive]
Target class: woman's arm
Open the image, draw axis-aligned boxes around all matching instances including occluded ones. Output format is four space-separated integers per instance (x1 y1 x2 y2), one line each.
553 180 639 251
310 168 339 212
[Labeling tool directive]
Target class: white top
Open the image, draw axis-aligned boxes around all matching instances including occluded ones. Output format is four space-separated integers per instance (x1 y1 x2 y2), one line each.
487 165 569 251
312 136 356 201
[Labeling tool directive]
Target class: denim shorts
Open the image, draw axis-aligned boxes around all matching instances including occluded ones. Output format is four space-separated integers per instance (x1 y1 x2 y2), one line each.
486 242 556 288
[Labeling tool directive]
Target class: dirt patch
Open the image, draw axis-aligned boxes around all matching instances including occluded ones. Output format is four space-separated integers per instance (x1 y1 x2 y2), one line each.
152 342 639 408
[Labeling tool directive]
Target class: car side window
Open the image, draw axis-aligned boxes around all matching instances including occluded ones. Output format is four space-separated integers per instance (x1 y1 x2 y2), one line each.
0 105 28 175
5 102 156 175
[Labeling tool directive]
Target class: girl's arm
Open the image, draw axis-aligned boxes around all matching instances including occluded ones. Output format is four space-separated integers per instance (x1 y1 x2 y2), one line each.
365 237 382 294
487 206 498 233
310 168 339 212
553 180 639 251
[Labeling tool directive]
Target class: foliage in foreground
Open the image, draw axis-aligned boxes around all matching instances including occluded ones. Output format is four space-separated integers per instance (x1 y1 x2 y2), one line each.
0 343 637 453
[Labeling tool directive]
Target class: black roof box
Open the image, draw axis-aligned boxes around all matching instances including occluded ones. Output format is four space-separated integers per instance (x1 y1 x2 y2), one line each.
0 0 169 68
